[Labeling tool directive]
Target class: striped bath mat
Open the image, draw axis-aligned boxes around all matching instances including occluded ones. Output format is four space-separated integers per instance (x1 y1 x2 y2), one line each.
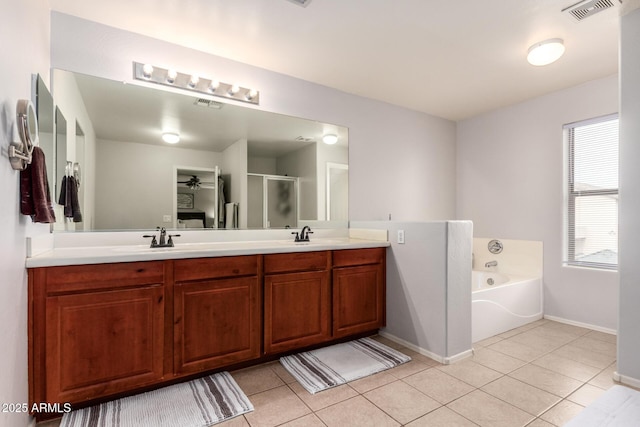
281 337 411 394
60 371 253 427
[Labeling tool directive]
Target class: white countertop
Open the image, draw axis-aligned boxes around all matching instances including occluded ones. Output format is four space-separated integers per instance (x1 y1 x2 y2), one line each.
25 237 390 268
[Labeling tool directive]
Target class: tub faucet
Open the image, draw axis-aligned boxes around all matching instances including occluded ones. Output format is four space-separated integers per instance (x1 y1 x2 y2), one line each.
485 260 498 268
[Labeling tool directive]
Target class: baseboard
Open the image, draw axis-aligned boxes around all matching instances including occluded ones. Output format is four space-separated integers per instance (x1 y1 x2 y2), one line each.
543 314 617 335
378 331 472 365
613 371 640 389
445 349 474 364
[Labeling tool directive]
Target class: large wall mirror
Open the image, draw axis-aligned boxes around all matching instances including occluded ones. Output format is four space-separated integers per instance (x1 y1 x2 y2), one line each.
51 69 348 231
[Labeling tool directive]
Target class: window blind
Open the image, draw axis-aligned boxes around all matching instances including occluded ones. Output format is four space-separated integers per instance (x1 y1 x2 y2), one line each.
565 114 619 269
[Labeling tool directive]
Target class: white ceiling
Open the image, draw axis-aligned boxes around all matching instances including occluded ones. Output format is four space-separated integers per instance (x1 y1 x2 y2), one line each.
50 0 623 121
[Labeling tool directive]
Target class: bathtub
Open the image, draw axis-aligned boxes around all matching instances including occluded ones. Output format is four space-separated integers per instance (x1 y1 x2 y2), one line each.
472 270 543 343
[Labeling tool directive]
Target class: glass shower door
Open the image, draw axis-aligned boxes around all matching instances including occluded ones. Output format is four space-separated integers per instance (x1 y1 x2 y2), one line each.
266 177 297 229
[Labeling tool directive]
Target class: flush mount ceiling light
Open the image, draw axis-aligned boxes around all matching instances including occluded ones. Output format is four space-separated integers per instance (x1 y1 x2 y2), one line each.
322 134 338 145
527 38 565 66
162 132 180 144
133 62 260 105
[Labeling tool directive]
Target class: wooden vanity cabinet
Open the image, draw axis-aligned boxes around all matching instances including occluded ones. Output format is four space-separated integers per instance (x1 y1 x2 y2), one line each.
263 251 331 354
172 256 261 374
332 248 386 338
29 246 386 412
29 262 166 405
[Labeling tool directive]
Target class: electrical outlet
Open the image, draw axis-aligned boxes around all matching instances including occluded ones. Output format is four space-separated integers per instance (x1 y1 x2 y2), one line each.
163 215 172 222
397 229 405 244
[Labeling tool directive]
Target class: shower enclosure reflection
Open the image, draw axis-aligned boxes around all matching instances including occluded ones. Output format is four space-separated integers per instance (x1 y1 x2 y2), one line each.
247 174 298 229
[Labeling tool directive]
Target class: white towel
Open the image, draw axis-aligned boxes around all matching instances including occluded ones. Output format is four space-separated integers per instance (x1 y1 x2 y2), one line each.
225 203 238 229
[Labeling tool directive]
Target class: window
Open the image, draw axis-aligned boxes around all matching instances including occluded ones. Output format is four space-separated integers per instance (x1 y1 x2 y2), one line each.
565 114 619 270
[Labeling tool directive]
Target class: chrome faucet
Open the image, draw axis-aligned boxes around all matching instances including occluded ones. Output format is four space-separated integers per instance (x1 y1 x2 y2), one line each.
158 227 167 246
485 260 498 268
292 226 313 242
143 227 180 248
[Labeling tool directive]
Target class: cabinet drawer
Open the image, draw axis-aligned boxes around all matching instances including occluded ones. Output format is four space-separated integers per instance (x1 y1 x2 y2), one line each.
264 251 329 274
41 261 165 294
174 256 258 281
333 248 385 267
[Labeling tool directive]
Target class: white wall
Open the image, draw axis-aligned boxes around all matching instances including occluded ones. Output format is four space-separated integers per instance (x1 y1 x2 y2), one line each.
96 139 221 229
457 75 619 331
317 143 349 220
0 1 50 425
50 12 458 223
248 156 277 175
352 221 472 362
618 6 640 386
221 138 248 228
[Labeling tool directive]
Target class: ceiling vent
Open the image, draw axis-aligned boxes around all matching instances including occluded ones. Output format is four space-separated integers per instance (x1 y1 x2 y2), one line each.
285 0 313 7
193 98 223 109
563 0 617 21
295 136 315 142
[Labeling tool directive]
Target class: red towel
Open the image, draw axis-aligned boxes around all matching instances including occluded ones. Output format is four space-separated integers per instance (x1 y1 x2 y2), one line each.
20 147 56 223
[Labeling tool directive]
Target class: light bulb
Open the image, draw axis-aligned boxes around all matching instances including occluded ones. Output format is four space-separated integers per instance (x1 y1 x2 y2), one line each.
142 64 154 79
246 89 258 100
188 75 199 88
229 84 240 96
166 69 178 84
209 80 220 92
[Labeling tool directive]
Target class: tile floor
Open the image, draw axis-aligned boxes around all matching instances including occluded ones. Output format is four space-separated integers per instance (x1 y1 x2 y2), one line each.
41 319 624 427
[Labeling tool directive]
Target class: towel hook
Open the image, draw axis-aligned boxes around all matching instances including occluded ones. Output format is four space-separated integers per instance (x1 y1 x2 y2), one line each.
9 99 38 171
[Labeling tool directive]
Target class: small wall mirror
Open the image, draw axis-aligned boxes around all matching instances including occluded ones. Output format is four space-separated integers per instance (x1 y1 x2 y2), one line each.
34 74 55 189
55 107 68 200
10 99 38 170
20 100 38 149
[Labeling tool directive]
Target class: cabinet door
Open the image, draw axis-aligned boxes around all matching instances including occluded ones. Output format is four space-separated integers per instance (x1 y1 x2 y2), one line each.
333 264 385 337
264 270 330 354
45 286 164 403
174 277 260 374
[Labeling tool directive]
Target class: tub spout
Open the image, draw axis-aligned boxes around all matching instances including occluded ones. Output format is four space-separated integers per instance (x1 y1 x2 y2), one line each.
485 260 498 268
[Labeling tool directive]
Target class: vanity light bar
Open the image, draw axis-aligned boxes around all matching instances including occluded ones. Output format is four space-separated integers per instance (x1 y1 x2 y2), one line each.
133 62 260 105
